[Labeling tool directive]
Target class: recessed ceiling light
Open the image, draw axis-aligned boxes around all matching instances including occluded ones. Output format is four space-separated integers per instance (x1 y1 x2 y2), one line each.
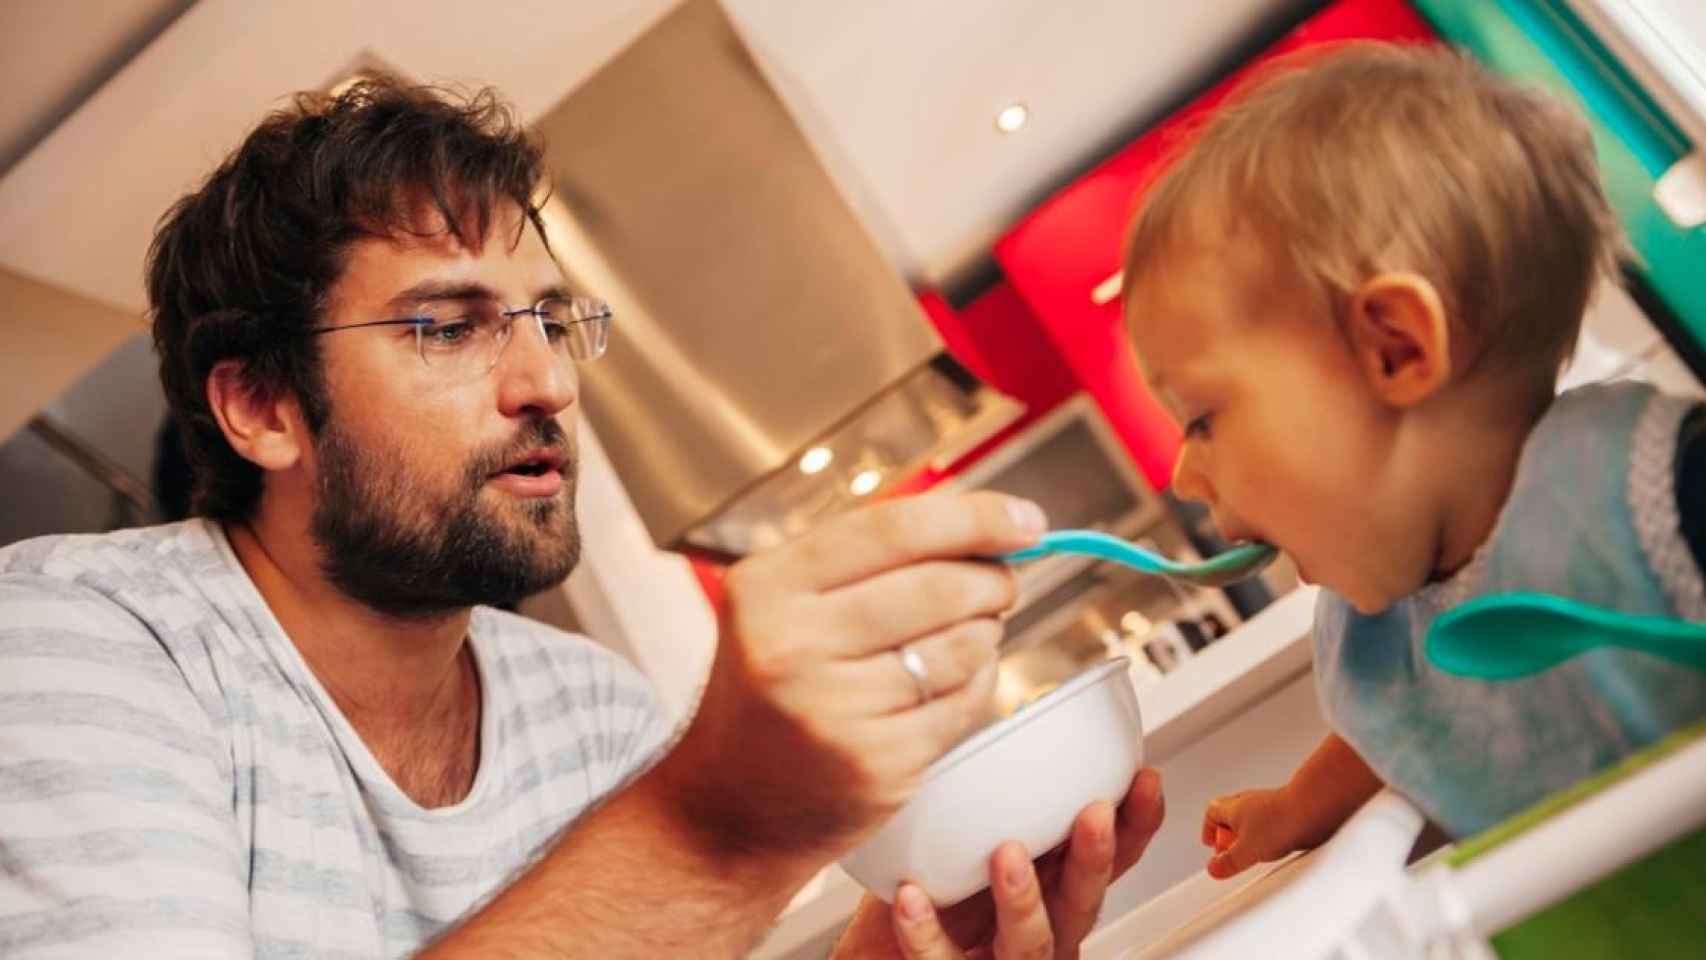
798 446 833 475
995 102 1029 134
849 468 883 496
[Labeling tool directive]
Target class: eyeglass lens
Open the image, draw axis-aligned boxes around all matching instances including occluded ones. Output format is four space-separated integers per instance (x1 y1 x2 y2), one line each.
412 297 611 376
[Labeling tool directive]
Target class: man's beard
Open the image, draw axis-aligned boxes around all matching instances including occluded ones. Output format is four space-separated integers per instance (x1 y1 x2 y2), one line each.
310 415 580 619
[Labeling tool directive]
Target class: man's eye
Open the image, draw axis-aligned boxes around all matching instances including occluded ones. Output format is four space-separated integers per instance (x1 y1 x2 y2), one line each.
422 319 479 347
1184 414 1214 439
540 320 570 343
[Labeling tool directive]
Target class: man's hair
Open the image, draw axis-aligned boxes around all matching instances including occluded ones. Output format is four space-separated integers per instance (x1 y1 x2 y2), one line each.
147 75 548 521
1123 43 1621 386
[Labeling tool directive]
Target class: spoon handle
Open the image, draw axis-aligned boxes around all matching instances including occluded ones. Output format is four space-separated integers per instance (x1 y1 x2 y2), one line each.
999 530 1278 590
1002 530 1169 573
1619 616 1706 670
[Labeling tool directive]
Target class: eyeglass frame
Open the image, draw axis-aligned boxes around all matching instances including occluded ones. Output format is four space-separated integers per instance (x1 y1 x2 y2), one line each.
306 295 613 374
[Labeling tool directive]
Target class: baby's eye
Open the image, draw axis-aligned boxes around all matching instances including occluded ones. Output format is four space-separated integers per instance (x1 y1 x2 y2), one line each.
1184 413 1214 440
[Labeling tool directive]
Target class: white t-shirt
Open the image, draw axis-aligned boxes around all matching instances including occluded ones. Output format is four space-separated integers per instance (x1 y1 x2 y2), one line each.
0 520 670 958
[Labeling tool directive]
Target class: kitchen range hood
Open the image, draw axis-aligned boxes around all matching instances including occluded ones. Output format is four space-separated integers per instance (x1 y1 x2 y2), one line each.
533 0 1017 555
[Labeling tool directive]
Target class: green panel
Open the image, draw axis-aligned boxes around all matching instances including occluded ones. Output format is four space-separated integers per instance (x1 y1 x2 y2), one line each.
1487 827 1706 959
1443 720 1706 958
1412 0 1706 362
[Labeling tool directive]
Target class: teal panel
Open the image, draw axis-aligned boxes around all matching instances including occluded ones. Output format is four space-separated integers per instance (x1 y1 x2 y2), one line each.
1412 0 1706 361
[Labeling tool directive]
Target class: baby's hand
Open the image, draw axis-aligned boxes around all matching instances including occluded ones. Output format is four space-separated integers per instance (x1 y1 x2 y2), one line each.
1200 787 1310 879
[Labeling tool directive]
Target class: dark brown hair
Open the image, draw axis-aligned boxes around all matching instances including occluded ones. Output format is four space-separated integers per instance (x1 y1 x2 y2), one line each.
147 75 548 521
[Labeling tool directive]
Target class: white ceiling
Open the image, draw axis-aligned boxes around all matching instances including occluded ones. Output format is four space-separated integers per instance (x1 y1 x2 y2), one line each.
0 0 681 314
722 0 1296 287
8 0 1700 317
0 0 195 175
0 0 1313 316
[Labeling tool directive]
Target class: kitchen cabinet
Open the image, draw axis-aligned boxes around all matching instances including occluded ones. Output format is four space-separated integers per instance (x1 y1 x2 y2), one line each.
992 0 1438 492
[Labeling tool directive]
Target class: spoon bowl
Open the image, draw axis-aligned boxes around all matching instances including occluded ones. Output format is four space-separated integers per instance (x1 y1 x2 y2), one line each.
1002 529 1278 587
1426 592 1706 681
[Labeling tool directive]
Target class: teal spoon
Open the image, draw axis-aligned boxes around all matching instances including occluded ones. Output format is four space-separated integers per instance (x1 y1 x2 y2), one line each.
1427 592 1706 681
1001 529 1277 587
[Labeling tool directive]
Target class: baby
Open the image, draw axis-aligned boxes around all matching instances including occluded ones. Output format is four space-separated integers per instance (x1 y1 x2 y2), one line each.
1117 42 1706 877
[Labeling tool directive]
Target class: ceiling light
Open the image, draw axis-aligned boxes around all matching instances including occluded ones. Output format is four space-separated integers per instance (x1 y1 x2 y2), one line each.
849 468 883 497
995 102 1029 134
798 446 834 475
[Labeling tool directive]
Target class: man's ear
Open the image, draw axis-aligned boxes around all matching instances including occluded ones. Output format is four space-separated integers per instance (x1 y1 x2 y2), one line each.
205 360 306 473
1342 272 1453 408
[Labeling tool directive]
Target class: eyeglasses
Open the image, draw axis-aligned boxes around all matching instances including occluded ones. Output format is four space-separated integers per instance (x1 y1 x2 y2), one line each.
309 296 612 380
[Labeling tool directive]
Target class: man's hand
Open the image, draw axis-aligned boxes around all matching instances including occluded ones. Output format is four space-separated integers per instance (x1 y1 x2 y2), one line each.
834 769 1165 960
428 492 1048 959
658 492 1048 868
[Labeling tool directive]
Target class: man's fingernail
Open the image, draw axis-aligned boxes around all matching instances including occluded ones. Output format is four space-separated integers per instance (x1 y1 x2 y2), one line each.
1004 859 1031 892
897 885 930 923
1008 499 1047 536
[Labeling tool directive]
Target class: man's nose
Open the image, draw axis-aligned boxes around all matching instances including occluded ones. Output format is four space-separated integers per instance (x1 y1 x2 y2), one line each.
495 318 578 419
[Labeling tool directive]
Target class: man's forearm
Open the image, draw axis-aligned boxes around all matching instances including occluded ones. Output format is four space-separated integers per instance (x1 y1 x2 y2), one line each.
1280 733 1382 847
421 755 818 959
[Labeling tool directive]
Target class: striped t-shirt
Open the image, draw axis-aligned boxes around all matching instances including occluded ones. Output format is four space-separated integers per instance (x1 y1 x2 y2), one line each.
0 520 669 958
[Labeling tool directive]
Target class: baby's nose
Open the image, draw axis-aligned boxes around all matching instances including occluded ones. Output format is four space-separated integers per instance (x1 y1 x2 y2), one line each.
1170 451 1214 506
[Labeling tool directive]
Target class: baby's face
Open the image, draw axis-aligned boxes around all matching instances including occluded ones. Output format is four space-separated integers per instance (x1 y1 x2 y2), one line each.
1125 236 1438 614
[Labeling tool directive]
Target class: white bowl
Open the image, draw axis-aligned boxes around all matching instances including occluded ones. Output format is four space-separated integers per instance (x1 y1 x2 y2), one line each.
840 656 1144 905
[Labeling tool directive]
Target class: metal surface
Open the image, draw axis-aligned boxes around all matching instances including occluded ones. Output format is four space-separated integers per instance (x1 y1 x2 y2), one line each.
948 394 1167 611
26 414 159 523
679 359 1021 556
533 0 944 549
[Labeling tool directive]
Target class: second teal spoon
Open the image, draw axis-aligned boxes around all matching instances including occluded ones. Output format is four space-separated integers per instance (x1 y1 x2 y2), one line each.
1427 592 1706 680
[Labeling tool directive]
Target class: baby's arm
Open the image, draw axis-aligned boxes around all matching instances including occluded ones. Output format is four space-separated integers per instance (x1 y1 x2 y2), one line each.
1200 733 1382 879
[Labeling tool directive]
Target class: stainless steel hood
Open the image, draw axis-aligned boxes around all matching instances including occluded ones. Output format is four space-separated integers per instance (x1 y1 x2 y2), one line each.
534 0 1015 554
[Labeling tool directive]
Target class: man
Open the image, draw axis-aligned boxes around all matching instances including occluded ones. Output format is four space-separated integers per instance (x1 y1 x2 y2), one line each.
0 78 1162 958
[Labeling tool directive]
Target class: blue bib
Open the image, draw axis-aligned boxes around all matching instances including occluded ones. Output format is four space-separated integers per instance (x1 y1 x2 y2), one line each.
1314 382 1706 837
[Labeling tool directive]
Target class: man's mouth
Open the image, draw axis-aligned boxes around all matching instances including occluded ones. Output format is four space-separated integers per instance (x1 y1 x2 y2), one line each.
493 449 565 478
488 448 568 497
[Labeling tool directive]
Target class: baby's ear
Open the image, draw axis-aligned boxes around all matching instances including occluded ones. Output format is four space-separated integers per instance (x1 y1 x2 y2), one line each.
1343 272 1452 408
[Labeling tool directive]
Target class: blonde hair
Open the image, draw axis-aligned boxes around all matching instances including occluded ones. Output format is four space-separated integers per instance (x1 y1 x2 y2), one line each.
1123 43 1622 384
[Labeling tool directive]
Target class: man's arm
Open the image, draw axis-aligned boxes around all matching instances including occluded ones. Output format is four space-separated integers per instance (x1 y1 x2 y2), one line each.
425 492 1049 958
421 747 818 957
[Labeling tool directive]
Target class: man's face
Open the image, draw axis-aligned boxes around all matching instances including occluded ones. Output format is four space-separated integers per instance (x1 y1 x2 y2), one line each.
1126 233 1429 615
304 205 582 617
